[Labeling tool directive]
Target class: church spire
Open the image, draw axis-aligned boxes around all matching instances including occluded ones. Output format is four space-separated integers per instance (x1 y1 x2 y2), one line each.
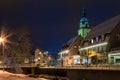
78 8 91 38
82 8 86 17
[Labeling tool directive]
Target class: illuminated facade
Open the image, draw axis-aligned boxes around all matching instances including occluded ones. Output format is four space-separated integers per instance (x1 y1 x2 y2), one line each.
58 36 82 65
58 8 89 65
58 10 120 65
34 48 48 66
79 15 120 64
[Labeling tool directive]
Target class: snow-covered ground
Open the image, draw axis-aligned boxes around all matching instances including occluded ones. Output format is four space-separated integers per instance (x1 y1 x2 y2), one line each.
0 70 48 80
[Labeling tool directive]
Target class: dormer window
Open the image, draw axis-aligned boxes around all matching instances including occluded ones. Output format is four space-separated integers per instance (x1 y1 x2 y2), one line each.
96 37 99 43
91 39 94 44
116 33 120 40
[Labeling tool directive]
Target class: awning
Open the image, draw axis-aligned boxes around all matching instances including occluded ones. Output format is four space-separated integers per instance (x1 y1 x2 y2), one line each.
88 50 103 57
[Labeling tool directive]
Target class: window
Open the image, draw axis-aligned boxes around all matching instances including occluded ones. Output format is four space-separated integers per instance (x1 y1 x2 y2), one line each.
82 22 85 24
99 46 102 52
105 36 110 41
97 47 99 52
116 33 120 40
91 39 94 44
96 37 99 43
98 36 102 42
96 47 99 52
102 35 104 41
85 24 88 27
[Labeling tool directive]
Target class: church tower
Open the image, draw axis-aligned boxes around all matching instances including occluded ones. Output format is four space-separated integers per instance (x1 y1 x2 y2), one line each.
78 8 91 38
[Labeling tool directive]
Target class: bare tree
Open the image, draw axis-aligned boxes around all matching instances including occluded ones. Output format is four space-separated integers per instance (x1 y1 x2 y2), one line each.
6 26 32 64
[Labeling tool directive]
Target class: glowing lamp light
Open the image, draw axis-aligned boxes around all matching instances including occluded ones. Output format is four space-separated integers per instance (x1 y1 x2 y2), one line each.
0 37 4 42
0 29 11 72
39 52 42 54
79 42 108 51
91 39 93 44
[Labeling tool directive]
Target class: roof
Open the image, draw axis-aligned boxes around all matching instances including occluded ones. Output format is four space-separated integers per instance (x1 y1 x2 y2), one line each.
61 36 79 50
80 17 88 22
67 36 78 46
85 15 120 40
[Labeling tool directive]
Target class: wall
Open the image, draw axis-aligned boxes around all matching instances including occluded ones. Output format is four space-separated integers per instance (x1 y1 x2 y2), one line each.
109 22 120 51
36 68 120 80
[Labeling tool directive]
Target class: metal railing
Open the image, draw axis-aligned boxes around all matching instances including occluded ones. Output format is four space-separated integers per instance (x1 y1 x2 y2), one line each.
39 64 120 71
54 64 120 70
1 63 120 71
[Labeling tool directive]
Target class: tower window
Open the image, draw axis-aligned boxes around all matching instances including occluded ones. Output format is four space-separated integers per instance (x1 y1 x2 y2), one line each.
82 22 85 24
85 24 88 27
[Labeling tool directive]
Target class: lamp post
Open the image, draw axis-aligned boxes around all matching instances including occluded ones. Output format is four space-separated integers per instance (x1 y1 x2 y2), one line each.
0 37 5 72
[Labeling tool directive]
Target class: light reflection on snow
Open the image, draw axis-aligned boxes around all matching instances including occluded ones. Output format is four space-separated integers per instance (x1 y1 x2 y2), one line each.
0 70 49 80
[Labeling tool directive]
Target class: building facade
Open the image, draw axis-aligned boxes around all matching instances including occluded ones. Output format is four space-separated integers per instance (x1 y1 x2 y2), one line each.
34 48 48 66
58 8 90 66
79 15 120 64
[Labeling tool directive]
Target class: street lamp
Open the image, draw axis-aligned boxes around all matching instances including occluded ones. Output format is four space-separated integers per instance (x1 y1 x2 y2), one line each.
0 28 11 72
0 37 5 72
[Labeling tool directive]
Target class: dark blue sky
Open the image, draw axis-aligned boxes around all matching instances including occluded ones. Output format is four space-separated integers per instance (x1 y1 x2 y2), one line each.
0 0 120 55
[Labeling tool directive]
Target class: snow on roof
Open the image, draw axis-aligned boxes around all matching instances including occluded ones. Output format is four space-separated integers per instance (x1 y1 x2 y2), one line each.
67 36 78 46
85 14 120 40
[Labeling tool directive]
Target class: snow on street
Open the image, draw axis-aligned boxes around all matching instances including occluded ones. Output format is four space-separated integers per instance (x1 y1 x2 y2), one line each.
0 70 48 80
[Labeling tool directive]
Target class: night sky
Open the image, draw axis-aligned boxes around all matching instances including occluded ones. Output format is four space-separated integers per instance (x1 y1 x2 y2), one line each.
0 0 120 55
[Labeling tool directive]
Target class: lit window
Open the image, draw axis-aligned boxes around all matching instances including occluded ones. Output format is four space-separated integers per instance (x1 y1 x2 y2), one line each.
74 46 77 48
91 39 93 43
96 37 99 43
